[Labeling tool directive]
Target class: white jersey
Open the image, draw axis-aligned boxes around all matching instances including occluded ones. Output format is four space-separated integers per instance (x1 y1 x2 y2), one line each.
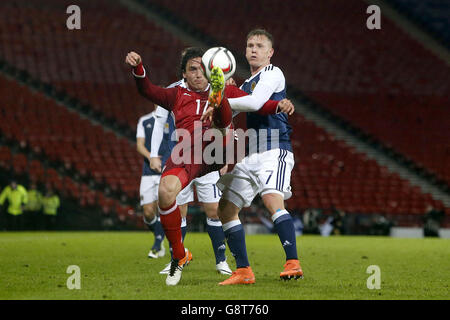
228 64 285 116
217 64 294 208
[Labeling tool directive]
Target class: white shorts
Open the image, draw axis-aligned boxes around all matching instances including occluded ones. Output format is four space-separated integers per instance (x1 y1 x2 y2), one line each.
216 149 294 209
176 171 221 205
139 175 161 206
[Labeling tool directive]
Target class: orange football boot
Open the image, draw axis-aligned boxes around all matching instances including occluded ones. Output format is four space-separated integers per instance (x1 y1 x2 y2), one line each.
280 259 303 280
219 267 255 285
175 248 193 268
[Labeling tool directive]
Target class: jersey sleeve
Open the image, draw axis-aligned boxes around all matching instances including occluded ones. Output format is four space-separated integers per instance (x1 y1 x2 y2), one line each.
132 63 178 110
150 106 169 157
136 117 145 138
257 99 280 115
259 66 285 93
225 85 280 115
227 82 274 112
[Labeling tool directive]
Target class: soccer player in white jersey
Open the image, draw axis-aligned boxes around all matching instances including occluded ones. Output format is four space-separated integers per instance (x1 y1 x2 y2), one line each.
215 29 303 285
150 48 232 276
136 110 175 259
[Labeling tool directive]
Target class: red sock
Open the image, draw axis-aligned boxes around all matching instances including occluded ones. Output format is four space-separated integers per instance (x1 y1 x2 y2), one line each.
213 96 232 128
159 201 185 260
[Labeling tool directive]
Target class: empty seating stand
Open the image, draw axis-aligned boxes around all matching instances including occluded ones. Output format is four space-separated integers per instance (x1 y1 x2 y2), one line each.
150 0 450 186
0 74 141 200
0 0 187 130
286 114 445 221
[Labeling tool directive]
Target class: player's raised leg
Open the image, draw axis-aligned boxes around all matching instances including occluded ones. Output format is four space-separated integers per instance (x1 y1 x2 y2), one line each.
208 67 233 130
261 192 303 280
208 67 225 108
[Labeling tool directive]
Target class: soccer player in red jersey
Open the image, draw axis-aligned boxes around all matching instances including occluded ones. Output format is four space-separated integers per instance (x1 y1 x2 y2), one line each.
125 49 294 285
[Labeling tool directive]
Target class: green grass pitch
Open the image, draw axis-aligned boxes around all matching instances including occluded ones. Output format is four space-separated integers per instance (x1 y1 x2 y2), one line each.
0 232 448 300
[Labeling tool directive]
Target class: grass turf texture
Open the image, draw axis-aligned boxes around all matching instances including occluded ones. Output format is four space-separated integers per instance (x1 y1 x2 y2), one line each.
0 232 448 300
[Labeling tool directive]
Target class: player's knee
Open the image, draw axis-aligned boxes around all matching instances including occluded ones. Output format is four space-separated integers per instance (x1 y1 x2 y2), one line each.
217 198 239 222
261 192 285 214
158 182 178 207
203 203 219 219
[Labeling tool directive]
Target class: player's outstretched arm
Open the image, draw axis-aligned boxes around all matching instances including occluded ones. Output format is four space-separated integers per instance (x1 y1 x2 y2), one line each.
201 96 294 123
226 81 275 112
125 51 177 111
225 85 292 115
260 98 295 116
201 85 294 121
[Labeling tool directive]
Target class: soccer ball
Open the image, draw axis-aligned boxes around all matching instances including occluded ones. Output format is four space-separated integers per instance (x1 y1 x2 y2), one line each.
201 47 236 81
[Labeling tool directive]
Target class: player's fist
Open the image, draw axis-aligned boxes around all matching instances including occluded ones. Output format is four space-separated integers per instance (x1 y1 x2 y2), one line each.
125 51 142 67
277 99 295 116
149 156 162 173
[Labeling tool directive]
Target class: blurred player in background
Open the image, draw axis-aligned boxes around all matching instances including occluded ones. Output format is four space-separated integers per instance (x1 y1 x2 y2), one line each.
126 47 293 286
215 29 303 285
136 107 175 258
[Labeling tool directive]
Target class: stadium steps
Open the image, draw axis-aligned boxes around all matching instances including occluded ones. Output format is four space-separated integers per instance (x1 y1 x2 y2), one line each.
120 0 450 211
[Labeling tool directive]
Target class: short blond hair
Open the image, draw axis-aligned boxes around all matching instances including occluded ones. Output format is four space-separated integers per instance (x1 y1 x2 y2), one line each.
246 29 274 47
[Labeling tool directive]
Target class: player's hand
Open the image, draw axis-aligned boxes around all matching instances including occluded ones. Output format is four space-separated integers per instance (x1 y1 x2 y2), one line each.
226 77 237 86
219 164 228 175
277 99 295 115
149 156 162 173
200 106 214 122
125 51 142 67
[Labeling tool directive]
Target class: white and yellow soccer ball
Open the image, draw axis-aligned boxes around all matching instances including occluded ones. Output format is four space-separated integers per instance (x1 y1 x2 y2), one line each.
201 47 236 81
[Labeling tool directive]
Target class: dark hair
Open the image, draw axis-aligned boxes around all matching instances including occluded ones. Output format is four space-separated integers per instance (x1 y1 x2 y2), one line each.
246 28 274 47
180 47 205 76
